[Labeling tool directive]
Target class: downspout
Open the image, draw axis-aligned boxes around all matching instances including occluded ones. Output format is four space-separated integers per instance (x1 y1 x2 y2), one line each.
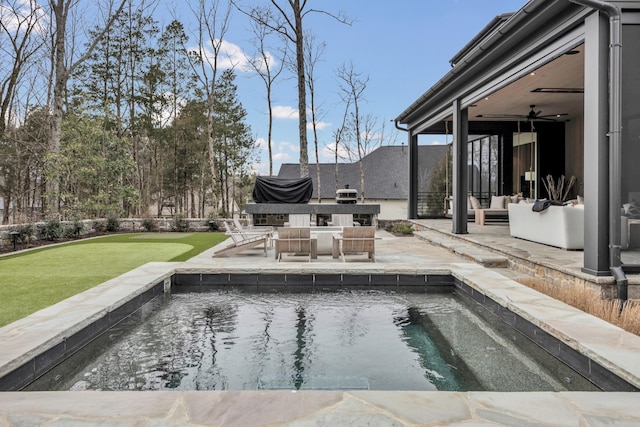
568 0 627 303
394 120 408 133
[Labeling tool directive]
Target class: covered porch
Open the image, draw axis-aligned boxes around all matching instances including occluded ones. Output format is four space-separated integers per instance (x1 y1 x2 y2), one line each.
396 0 640 278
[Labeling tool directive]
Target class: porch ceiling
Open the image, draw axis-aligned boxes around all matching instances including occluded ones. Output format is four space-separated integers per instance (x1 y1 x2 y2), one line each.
467 44 584 124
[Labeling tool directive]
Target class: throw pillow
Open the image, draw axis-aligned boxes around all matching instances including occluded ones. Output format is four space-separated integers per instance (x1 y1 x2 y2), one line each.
490 195 506 209
628 203 640 216
469 195 481 210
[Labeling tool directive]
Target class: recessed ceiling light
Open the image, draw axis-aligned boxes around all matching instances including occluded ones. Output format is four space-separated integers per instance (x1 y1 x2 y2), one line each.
530 72 536 76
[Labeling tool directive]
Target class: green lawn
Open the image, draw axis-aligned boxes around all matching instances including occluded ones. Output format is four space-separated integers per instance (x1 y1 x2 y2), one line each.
0 232 228 327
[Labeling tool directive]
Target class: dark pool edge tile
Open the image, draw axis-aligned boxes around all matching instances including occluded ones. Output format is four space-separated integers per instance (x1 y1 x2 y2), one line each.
0 280 166 391
3 270 638 393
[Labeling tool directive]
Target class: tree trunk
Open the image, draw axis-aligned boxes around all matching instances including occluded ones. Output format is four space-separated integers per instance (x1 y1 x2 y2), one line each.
294 3 308 178
49 0 69 216
268 93 274 176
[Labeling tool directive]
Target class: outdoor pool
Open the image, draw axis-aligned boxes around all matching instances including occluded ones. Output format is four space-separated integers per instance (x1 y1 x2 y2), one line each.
28 290 598 392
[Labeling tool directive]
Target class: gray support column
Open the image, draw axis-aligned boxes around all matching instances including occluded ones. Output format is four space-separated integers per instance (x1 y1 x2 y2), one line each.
408 131 419 219
582 11 610 275
452 99 469 234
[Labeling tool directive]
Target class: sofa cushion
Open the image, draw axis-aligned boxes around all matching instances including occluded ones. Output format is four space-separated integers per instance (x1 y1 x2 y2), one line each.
490 195 506 209
469 195 481 209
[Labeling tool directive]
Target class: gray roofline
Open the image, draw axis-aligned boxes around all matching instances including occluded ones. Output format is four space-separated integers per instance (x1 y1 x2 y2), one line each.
449 13 515 67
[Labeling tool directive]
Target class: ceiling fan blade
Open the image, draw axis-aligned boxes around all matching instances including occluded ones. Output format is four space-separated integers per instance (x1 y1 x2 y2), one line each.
529 116 558 121
538 113 569 118
477 108 569 121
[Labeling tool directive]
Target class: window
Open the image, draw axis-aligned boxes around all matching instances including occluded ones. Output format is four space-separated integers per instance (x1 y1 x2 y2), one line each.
468 135 501 206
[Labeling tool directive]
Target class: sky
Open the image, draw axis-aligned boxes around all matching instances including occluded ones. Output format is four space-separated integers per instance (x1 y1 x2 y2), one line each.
160 0 528 175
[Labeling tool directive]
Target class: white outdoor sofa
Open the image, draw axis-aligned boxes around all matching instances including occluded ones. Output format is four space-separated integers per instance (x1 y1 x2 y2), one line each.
508 202 636 250
507 203 584 249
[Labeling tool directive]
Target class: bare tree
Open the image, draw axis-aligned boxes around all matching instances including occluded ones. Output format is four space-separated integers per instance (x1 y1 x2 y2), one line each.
0 0 45 141
303 32 325 202
245 6 287 177
336 61 369 202
238 0 350 178
187 0 233 214
0 2 45 224
47 0 127 215
331 96 350 194
352 113 383 202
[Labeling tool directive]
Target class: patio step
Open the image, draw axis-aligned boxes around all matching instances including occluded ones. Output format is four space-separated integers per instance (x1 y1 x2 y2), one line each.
413 230 509 268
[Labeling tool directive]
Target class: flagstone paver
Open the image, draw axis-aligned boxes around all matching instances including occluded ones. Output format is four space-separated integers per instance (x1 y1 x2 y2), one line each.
1 228 640 426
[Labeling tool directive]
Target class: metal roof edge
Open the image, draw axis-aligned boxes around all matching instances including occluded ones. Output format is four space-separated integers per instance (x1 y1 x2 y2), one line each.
449 13 515 67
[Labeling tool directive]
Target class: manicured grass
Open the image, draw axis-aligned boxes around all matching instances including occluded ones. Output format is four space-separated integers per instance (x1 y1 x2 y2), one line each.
0 232 228 327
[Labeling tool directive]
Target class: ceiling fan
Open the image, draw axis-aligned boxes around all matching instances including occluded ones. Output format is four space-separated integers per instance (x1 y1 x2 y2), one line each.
477 105 568 121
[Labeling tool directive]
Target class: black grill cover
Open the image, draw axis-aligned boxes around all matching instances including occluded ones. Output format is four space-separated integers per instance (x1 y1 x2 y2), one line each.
252 176 313 203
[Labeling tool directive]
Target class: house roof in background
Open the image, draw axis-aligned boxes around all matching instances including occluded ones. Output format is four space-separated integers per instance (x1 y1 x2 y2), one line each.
276 145 449 200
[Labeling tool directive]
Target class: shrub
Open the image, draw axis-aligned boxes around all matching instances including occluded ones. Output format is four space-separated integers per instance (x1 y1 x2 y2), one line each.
62 220 84 239
15 223 35 244
39 217 63 241
141 217 159 232
71 219 85 236
172 213 189 232
62 225 76 238
206 212 219 231
93 221 106 232
106 214 120 232
385 222 414 235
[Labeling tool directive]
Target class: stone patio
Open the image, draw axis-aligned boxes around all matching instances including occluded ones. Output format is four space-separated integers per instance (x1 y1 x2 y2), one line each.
1 226 640 426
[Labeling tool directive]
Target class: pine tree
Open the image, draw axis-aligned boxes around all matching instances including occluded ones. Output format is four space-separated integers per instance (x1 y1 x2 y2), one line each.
211 69 254 216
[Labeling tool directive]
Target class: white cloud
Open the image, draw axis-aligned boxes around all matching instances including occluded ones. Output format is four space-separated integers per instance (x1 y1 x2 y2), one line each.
255 137 269 149
429 139 446 145
244 51 277 74
273 152 291 161
156 93 187 127
196 39 250 71
1 1 48 36
272 105 299 119
248 161 267 175
307 121 331 131
278 141 299 153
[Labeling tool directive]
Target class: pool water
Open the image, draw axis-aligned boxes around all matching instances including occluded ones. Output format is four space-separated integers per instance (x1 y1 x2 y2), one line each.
29 290 598 392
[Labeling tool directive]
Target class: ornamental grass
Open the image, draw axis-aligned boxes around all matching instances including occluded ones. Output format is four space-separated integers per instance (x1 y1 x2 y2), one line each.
517 277 640 336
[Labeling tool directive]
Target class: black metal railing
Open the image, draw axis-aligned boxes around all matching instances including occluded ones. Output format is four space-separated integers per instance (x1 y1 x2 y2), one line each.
417 191 499 218
417 191 448 218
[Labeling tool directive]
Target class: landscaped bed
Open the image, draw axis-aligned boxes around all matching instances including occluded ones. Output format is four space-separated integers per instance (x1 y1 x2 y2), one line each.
0 233 227 327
